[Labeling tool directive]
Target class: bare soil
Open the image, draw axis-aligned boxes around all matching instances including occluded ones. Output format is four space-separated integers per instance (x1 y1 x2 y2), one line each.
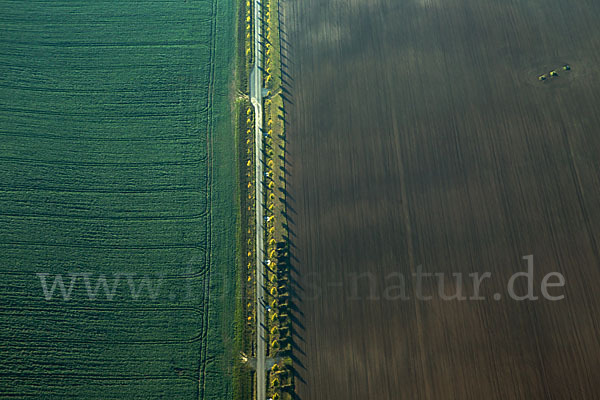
282 0 600 398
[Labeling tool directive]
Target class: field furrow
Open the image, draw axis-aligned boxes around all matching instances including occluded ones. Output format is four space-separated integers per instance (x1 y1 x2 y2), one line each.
0 0 237 398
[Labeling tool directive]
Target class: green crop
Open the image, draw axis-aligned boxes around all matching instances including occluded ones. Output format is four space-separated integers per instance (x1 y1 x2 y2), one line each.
0 0 237 398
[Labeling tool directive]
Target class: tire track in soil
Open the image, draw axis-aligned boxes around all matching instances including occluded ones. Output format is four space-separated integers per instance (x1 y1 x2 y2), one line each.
197 0 219 397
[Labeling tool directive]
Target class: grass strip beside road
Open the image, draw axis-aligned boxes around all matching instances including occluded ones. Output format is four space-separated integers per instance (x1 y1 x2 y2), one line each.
233 0 255 399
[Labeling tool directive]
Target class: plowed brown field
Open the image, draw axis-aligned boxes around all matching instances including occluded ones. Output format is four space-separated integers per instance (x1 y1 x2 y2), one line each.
283 0 600 398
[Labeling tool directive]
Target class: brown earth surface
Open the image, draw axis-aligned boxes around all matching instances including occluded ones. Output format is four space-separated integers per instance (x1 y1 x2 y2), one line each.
281 0 600 398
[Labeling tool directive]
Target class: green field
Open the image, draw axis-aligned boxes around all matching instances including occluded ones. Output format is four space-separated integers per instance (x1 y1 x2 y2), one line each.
0 0 237 398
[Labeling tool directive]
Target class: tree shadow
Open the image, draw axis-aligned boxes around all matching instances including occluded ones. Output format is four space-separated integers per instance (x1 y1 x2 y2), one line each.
274 0 308 396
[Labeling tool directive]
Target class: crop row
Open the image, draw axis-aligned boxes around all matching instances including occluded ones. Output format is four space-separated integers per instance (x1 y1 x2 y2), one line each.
0 0 233 397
